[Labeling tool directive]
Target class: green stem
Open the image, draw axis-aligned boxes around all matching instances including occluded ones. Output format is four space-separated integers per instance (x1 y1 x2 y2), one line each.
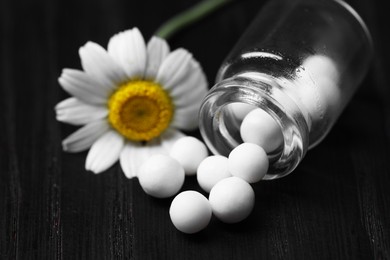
155 0 233 40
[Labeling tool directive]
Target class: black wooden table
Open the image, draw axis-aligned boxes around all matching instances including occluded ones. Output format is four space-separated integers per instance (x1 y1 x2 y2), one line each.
1 0 389 259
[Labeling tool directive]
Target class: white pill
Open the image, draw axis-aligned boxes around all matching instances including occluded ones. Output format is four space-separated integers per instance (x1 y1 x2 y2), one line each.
303 55 341 114
197 155 232 193
296 55 341 124
240 108 283 153
169 136 209 176
229 102 255 122
303 55 339 85
228 143 268 183
209 177 255 223
138 154 185 198
170 191 212 234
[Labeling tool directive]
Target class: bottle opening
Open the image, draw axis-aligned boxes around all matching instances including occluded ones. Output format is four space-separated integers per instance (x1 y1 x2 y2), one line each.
199 76 309 179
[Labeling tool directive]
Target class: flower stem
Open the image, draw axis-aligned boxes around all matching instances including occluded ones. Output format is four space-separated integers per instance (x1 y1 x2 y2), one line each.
155 0 233 40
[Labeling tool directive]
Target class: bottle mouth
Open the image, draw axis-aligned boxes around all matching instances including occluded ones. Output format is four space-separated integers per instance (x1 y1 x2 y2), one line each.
199 75 309 179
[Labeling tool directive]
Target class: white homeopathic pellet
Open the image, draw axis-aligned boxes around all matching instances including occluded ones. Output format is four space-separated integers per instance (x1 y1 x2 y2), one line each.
302 55 341 116
229 102 255 122
240 108 283 153
169 136 208 176
138 154 185 198
228 143 268 183
197 155 232 193
209 177 255 223
169 190 212 234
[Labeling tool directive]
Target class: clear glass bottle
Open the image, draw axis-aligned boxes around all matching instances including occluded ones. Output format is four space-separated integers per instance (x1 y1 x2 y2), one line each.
199 0 373 179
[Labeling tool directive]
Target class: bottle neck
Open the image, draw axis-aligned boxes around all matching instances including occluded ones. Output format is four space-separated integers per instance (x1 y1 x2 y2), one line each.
199 74 309 179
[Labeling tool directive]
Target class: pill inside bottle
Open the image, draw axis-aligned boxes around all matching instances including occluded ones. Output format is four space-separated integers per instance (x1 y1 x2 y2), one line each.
224 102 284 158
225 55 341 155
200 54 348 178
199 0 373 179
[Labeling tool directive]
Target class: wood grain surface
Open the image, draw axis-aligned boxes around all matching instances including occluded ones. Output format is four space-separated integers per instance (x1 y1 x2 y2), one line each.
1 0 389 259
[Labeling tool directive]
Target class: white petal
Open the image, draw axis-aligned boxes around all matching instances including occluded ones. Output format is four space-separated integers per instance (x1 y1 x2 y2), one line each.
119 142 150 178
58 68 110 105
119 142 140 178
62 120 109 152
107 28 147 79
168 59 208 131
55 97 108 125
145 138 168 156
173 83 207 108
79 41 127 89
155 48 193 90
172 102 200 131
119 133 181 179
170 59 208 108
85 130 125 173
144 36 170 80
159 129 186 152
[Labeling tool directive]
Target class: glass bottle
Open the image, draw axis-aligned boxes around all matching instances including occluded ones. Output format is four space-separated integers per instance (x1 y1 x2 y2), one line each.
199 0 373 179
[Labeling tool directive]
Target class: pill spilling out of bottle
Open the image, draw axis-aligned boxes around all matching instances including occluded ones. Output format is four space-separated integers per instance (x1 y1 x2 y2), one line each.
199 0 373 179
144 0 374 234
170 141 264 233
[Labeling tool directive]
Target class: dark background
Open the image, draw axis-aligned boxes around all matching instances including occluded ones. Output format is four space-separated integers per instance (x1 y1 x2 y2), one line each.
1 0 390 259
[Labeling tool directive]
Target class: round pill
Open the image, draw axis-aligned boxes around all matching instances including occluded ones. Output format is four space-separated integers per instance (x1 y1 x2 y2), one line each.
197 155 232 193
228 143 268 183
169 190 212 234
209 177 255 223
169 136 209 176
240 108 283 153
138 154 185 198
303 55 339 85
302 55 341 115
229 102 255 122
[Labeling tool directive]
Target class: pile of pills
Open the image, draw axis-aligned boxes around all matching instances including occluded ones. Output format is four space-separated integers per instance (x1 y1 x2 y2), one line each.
136 55 345 233
136 55 343 233
168 136 269 233
136 106 283 234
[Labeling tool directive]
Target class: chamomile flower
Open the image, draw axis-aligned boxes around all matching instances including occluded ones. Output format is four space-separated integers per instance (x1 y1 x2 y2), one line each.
55 28 208 177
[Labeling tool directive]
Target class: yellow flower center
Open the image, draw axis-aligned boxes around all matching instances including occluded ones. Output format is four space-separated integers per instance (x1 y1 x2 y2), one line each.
108 80 173 141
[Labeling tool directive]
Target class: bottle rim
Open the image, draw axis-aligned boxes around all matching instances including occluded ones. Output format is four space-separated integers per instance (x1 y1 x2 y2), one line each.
199 75 310 179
